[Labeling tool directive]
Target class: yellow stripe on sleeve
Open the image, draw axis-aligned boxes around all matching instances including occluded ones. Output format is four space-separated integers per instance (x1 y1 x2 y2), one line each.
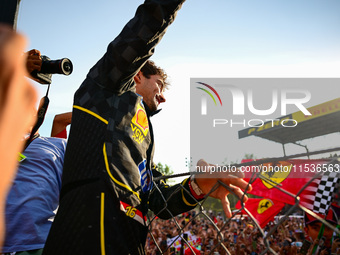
73 105 108 124
102 143 141 201
181 178 198 207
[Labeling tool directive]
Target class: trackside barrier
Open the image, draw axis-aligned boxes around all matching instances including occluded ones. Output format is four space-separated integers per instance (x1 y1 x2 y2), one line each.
146 148 340 255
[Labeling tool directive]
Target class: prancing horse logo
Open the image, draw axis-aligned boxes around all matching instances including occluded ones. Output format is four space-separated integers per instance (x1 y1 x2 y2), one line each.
260 161 292 189
257 199 273 214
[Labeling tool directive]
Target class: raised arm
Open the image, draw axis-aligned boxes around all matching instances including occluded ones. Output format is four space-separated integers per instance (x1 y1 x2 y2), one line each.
86 0 186 94
51 112 72 138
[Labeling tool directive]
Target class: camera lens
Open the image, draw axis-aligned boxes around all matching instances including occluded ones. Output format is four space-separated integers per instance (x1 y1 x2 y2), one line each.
60 59 73 75
40 56 73 76
64 62 71 72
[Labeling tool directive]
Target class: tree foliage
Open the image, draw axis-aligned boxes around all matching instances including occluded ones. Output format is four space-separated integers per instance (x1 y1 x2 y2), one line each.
156 162 174 176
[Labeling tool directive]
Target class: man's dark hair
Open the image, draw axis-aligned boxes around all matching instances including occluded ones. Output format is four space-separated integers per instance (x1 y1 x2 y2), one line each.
140 60 169 90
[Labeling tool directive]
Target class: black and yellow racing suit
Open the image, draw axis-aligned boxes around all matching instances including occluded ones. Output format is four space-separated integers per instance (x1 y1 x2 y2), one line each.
43 1 201 254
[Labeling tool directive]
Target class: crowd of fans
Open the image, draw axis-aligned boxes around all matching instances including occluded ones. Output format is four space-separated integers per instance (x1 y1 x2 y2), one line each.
145 210 340 255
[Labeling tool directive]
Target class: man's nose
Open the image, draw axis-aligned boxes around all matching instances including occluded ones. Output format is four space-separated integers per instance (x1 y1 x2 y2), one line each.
159 92 166 103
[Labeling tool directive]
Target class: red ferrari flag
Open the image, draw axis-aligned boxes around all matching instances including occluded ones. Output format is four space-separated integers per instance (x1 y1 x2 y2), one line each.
236 198 285 228
241 159 338 211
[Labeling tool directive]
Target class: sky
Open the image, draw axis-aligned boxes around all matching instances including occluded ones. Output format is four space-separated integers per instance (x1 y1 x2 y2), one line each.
16 0 340 178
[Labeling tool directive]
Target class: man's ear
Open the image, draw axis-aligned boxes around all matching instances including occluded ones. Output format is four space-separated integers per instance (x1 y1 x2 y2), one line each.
134 70 143 85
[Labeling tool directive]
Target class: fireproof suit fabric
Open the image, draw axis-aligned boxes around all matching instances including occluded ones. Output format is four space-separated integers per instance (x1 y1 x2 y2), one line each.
43 1 200 254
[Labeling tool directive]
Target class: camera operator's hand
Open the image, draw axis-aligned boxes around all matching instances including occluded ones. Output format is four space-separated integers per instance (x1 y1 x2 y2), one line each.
25 49 42 74
194 159 252 218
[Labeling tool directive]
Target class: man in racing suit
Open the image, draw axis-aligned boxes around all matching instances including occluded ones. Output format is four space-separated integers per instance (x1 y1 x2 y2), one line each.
43 1 250 254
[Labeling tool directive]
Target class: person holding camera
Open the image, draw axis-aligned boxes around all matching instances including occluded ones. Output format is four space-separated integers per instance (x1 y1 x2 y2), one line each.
1 51 71 255
42 1 250 254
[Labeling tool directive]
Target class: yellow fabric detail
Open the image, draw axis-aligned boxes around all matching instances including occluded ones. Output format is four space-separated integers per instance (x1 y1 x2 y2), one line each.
100 192 106 255
18 152 26 162
73 105 108 124
181 178 197 207
102 143 141 201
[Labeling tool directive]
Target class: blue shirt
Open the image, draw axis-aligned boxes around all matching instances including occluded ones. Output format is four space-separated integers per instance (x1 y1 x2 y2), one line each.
3 137 66 253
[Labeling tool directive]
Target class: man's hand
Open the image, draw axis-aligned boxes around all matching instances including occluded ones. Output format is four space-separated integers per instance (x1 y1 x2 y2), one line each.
25 49 42 74
194 159 252 218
